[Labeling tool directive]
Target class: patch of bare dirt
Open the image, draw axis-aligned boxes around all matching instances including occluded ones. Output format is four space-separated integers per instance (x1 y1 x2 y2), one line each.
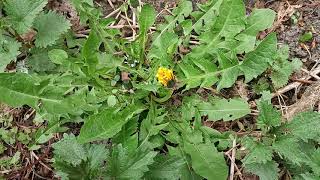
277 2 320 62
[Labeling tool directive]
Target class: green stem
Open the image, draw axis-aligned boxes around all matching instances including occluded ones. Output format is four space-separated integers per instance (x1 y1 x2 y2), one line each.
151 89 174 103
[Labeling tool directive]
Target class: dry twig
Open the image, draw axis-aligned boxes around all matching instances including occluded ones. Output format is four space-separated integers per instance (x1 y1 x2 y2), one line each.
284 82 320 120
229 139 237 180
273 65 320 97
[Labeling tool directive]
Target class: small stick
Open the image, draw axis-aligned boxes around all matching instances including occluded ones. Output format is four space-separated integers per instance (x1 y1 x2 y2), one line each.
108 24 156 30
30 152 53 171
226 152 244 180
291 79 315 84
229 139 237 180
301 68 320 80
300 43 312 59
105 8 120 18
132 8 137 27
107 0 115 9
124 10 136 39
111 11 122 26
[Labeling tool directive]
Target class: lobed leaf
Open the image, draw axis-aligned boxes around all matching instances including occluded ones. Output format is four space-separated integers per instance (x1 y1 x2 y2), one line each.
245 161 279 180
105 144 157 179
0 39 21 72
78 104 146 143
184 143 228 180
272 137 309 166
192 0 246 57
4 0 47 34
282 112 320 142
257 100 282 130
180 33 277 90
0 73 74 114
239 33 277 83
34 11 71 48
52 134 87 166
198 98 250 121
144 155 185 180
235 9 276 53
191 0 223 34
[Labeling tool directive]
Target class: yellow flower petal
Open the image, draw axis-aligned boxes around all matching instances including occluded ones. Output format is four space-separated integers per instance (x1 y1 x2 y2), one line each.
156 67 175 86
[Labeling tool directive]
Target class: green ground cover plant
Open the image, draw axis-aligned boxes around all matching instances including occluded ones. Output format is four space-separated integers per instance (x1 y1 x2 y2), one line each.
0 0 319 179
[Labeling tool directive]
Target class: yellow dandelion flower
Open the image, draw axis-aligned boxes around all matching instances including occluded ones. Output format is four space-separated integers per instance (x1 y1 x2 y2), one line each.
156 67 175 87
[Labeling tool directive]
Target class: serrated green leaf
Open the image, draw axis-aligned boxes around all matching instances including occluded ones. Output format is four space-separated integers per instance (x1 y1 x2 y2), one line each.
257 100 281 129
52 134 87 166
184 143 228 180
144 155 185 180
87 144 109 170
178 57 219 90
192 0 245 57
4 0 48 34
78 104 146 143
298 173 320 180
209 0 245 38
216 51 240 90
242 139 273 165
140 103 168 140
191 0 223 34
0 39 21 72
240 33 277 82
27 48 56 72
272 137 309 165
34 11 71 48
283 112 320 142
271 47 302 88
235 9 276 53
245 161 279 180
105 144 157 180
53 137 108 180
242 8 276 36
138 4 156 62
271 64 294 89
179 33 277 90
308 149 320 176
0 73 73 114
198 98 250 121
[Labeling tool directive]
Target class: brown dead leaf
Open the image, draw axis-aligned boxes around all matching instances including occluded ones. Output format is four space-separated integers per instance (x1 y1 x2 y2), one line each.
254 0 265 8
311 38 317 49
268 1 302 33
20 29 37 42
235 80 249 101
179 45 190 55
121 71 130 82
